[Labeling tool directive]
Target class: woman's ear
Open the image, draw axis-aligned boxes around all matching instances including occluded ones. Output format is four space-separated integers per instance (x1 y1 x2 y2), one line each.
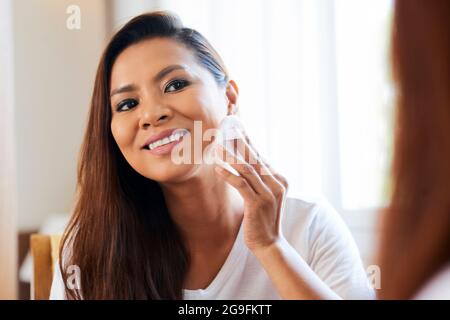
226 80 239 115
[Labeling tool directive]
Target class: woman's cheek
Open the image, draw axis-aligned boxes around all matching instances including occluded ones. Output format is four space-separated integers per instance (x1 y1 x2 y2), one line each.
111 118 134 151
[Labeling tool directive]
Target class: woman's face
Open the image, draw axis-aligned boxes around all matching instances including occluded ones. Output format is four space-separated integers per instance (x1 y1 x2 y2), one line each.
110 37 237 183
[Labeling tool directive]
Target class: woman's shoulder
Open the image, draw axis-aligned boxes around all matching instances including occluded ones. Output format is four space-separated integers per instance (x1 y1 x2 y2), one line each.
281 197 350 256
282 196 345 238
49 261 66 300
49 235 76 300
414 263 450 300
282 196 374 299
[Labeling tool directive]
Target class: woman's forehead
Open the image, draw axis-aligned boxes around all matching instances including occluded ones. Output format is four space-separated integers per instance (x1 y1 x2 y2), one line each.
111 38 199 82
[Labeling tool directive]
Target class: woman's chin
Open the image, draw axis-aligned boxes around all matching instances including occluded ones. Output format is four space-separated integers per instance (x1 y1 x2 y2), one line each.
143 163 200 184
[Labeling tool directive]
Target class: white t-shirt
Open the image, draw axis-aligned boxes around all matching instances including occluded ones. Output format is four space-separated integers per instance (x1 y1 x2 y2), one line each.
50 197 375 300
414 263 450 300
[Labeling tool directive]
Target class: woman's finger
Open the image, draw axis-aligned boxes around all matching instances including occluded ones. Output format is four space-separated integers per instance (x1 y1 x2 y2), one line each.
234 131 287 197
236 130 289 191
214 165 256 201
215 144 272 197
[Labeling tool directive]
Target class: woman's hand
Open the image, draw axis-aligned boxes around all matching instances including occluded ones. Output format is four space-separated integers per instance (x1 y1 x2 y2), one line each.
214 132 342 300
214 130 289 254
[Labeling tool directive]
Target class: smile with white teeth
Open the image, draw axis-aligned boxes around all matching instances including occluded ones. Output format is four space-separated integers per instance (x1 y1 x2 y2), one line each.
146 129 189 150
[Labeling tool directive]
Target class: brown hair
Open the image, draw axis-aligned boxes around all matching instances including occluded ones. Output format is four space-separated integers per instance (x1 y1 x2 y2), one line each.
59 11 229 299
378 0 450 299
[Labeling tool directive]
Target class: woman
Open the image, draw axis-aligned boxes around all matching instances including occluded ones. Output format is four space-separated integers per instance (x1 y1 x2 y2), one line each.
50 11 373 299
378 0 450 299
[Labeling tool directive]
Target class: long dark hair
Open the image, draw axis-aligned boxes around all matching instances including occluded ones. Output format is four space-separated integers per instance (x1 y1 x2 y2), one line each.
378 0 450 299
59 11 229 299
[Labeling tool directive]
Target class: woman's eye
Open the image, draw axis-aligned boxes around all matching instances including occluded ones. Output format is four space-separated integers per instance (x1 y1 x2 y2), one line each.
164 79 189 93
116 98 138 112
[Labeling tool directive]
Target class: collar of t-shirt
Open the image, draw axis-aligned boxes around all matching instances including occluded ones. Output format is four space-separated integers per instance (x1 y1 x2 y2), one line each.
182 220 246 299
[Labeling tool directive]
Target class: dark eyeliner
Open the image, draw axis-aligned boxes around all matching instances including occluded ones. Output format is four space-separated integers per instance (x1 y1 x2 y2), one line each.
164 79 190 93
116 98 138 112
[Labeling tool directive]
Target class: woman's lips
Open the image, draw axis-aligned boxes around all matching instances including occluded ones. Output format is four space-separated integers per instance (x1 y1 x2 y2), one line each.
145 138 182 156
142 128 178 148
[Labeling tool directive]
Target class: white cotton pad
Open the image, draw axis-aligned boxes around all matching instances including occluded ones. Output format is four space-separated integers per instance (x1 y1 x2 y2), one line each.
209 115 245 176
217 114 245 143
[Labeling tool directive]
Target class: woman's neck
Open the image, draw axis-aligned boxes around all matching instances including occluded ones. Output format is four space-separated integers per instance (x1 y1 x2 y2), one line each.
160 166 244 253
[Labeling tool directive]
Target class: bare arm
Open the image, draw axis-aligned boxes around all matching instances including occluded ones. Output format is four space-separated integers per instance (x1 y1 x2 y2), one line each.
253 236 341 300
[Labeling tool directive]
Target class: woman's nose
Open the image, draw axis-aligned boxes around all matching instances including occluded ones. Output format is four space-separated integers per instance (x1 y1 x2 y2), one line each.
138 100 173 129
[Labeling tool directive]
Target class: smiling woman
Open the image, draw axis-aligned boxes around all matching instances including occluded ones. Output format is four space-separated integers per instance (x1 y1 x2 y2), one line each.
49 11 374 300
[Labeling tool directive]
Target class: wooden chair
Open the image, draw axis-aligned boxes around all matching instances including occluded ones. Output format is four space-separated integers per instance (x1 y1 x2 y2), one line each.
30 234 62 300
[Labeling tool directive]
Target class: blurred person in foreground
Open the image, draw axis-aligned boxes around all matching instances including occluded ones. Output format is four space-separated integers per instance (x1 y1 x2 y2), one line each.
378 0 450 299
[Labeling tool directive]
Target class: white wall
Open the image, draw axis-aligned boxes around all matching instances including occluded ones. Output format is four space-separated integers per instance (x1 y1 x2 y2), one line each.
13 0 107 231
109 0 160 30
0 0 18 299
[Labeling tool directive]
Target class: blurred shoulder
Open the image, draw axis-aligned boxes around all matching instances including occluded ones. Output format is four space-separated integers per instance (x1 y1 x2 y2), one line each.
414 264 450 300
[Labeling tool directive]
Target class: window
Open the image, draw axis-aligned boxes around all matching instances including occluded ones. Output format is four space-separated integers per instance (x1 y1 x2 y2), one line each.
335 0 393 211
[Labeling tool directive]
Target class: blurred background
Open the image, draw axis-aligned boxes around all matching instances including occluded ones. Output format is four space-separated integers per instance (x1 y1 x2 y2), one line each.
0 0 393 299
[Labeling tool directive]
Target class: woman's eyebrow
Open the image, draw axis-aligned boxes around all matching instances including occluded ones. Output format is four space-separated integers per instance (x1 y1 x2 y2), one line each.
153 64 187 82
110 84 138 97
